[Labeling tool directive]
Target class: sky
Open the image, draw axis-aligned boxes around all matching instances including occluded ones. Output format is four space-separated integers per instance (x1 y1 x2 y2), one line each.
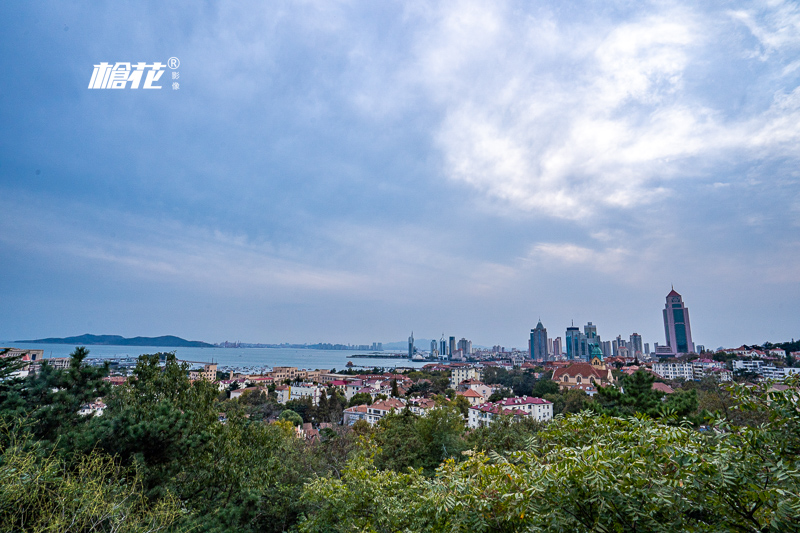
1 0 799 350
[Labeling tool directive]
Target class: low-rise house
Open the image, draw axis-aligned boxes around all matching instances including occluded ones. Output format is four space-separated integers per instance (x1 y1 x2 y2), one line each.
407 397 437 415
456 388 485 406
456 379 493 400
552 356 614 389
290 382 324 405
564 383 598 397
217 378 249 391
344 380 366 401
342 404 369 426
468 396 553 429
652 382 674 395
78 399 106 417
230 386 268 400
275 385 291 404
341 398 408 426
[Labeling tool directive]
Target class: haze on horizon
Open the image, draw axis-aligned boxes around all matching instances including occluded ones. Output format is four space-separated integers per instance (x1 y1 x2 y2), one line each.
1 1 799 350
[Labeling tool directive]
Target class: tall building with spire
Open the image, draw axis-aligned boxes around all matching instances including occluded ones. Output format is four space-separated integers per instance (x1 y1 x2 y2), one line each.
662 288 695 355
530 320 548 360
408 332 415 359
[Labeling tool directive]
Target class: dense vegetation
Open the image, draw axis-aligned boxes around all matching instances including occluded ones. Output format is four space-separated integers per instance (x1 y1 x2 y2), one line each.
1 348 799 531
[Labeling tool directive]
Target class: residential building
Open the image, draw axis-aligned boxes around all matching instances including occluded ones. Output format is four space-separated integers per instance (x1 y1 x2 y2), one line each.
467 396 553 429
275 385 291 404
345 398 406 426
662 288 695 355
456 388 485 406
230 386 268 400
449 366 483 388
552 350 614 389
407 397 437 415
651 362 693 381
189 363 217 381
290 382 324 405
270 367 302 382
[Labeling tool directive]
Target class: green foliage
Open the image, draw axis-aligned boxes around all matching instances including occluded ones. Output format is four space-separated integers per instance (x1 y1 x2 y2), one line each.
466 415 544 455
278 409 303 427
373 405 467 475
0 428 182 532
78 353 219 497
347 391 373 407
595 369 697 419
19 346 110 447
299 453 427 533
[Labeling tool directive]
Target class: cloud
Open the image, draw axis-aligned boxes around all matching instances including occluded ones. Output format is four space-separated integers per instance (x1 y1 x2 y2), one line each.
397 2 800 221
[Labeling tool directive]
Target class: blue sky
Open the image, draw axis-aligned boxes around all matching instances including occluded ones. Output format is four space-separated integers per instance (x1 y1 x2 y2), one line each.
1 0 799 349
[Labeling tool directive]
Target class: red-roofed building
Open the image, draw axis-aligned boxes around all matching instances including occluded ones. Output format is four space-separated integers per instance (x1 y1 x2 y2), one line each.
652 382 674 395
467 396 553 428
456 388 485 406
551 357 614 390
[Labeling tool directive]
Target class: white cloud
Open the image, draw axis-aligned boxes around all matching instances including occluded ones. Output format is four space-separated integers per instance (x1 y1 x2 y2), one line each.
401 2 800 221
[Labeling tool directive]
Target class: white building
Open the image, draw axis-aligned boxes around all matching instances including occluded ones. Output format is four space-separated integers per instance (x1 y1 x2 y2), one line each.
467 396 552 429
651 362 693 380
449 366 483 388
290 382 324 405
343 398 406 426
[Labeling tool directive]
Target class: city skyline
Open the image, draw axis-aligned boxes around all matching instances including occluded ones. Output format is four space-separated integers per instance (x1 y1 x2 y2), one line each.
2 2 799 349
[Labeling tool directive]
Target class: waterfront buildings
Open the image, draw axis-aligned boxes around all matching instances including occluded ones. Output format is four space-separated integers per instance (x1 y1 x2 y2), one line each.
662 288 695 355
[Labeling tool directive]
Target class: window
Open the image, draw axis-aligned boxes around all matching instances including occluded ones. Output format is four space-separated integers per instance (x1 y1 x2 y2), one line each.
563 376 569 382
576 376 582 384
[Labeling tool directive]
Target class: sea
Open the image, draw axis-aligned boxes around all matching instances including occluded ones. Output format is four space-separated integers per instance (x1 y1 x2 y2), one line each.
4 342 429 374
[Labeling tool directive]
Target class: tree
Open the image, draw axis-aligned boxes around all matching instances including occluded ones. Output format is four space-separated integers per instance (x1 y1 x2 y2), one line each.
21 346 110 447
391 379 399 397
531 378 559 397
451 394 471 418
594 370 664 417
348 392 373 407
466 415 544 455
279 409 303 427
0 428 182 532
78 352 219 497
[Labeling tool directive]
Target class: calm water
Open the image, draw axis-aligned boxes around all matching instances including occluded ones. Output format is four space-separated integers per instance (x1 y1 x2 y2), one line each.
6 343 428 372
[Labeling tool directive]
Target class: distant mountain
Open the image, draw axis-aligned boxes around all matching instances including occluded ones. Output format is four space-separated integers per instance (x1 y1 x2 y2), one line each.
15 334 214 348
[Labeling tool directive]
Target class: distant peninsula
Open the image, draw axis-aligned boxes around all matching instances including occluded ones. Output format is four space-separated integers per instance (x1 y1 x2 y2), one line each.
15 334 214 348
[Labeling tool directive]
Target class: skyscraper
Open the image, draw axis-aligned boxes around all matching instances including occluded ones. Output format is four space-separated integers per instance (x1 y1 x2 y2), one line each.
440 335 447 358
629 333 643 358
530 320 547 360
553 337 562 357
449 336 456 360
408 332 414 359
566 324 589 361
584 322 601 353
662 288 695 355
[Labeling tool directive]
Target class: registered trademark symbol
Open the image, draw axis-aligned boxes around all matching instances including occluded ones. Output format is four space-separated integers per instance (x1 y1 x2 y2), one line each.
168 57 180 69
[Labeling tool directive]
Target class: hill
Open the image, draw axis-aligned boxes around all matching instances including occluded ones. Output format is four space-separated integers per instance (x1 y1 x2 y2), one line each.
15 334 214 348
